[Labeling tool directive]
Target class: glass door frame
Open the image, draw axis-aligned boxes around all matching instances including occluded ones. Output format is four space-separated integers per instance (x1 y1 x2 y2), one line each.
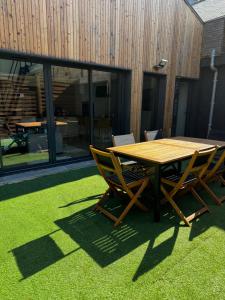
0 50 131 175
171 77 198 137
140 71 167 139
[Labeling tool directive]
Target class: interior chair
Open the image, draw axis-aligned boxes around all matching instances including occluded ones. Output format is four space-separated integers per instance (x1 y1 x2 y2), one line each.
199 149 225 205
90 145 150 227
160 147 217 227
2 123 28 153
144 129 163 141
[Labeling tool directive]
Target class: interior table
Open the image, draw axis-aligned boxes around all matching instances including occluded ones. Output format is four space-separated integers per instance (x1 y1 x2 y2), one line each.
16 121 67 130
15 121 68 135
108 137 225 222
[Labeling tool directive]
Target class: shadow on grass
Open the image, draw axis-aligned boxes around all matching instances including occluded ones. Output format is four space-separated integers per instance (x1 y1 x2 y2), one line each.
189 182 225 241
189 203 225 241
0 166 98 202
132 225 179 281
59 194 102 208
55 199 181 280
12 185 225 281
11 195 180 281
11 230 80 280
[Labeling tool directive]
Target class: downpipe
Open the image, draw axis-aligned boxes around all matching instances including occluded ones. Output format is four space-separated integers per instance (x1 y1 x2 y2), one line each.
207 49 218 138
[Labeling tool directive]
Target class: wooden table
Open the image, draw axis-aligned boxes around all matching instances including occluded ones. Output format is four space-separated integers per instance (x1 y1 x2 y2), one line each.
108 137 225 222
172 136 225 148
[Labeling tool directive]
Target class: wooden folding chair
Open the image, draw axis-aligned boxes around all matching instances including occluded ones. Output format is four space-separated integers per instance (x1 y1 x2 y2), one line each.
90 145 150 227
112 132 140 170
199 149 225 205
160 147 217 227
144 129 163 141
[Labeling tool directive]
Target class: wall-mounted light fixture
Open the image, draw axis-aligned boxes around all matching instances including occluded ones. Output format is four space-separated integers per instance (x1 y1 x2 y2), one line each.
154 59 168 70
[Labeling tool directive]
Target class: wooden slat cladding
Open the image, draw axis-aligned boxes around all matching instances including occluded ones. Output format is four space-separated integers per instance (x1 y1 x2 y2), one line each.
0 0 202 139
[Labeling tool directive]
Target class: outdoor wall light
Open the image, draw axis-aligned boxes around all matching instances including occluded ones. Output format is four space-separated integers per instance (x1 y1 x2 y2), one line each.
154 59 168 70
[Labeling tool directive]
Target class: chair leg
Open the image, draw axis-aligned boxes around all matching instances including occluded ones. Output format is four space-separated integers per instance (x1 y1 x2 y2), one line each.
94 187 111 211
183 187 209 223
135 199 149 212
199 179 222 206
219 175 225 186
114 180 149 227
161 185 191 227
190 187 210 210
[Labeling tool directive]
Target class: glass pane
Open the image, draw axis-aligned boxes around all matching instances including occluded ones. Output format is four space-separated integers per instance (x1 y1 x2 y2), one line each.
141 75 160 139
51 66 90 160
0 59 49 169
92 70 121 149
174 81 189 136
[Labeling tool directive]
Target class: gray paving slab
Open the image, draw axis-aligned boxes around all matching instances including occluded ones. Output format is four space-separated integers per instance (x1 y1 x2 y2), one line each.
0 160 95 186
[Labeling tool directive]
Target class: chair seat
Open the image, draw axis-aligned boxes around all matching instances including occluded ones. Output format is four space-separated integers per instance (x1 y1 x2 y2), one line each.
162 172 197 187
121 160 138 166
107 169 147 186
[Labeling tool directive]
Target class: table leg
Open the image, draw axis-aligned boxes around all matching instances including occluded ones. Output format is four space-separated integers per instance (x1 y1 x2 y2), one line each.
153 164 161 222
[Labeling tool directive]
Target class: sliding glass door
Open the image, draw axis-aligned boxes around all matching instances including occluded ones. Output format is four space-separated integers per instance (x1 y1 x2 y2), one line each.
140 73 166 140
92 70 127 148
0 58 49 170
172 78 194 137
51 66 90 161
0 55 130 173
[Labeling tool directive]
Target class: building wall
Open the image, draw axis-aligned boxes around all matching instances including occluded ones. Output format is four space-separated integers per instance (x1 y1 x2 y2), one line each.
191 17 225 140
190 65 225 140
0 0 203 139
201 18 225 58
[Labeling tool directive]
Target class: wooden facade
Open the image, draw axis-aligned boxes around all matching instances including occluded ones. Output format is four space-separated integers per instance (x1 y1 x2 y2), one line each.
0 0 203 140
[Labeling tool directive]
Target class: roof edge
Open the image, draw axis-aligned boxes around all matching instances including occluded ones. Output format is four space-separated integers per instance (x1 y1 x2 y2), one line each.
183 0 204 24
204 15 225 24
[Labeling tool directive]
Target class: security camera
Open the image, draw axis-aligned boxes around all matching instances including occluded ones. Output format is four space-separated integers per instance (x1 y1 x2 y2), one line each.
154 59 168 69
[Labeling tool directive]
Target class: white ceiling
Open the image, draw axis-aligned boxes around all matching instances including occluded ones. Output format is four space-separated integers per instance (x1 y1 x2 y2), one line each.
192 0 225 22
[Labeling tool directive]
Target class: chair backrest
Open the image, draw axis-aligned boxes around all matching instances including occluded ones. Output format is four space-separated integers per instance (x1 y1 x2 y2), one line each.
90 145 121 174
90 145 128 188
172 147 217 194
112 133 135 147
144 129 163 141
205 148 225 181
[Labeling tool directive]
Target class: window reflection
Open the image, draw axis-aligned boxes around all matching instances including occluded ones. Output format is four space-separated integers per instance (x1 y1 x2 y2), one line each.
52 66 90 160
0 59 49 168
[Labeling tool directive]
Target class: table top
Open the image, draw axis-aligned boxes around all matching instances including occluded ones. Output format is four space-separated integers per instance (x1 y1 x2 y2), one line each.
172 136 225 148
16 121 67 128
108 138 220 165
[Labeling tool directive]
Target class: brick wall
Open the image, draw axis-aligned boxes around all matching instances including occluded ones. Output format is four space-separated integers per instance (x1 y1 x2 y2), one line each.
201 18 225 58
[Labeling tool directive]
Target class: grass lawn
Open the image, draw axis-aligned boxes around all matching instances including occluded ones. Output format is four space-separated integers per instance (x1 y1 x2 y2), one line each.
1 166 225 299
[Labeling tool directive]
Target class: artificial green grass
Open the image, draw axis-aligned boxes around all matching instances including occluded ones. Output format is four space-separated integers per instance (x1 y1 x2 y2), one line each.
1 166 225 299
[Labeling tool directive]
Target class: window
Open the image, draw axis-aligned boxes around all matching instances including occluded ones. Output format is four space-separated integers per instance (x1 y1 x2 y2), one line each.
0 59 49 169
0 55 131 173
140 73 166 140
51 66 90 160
